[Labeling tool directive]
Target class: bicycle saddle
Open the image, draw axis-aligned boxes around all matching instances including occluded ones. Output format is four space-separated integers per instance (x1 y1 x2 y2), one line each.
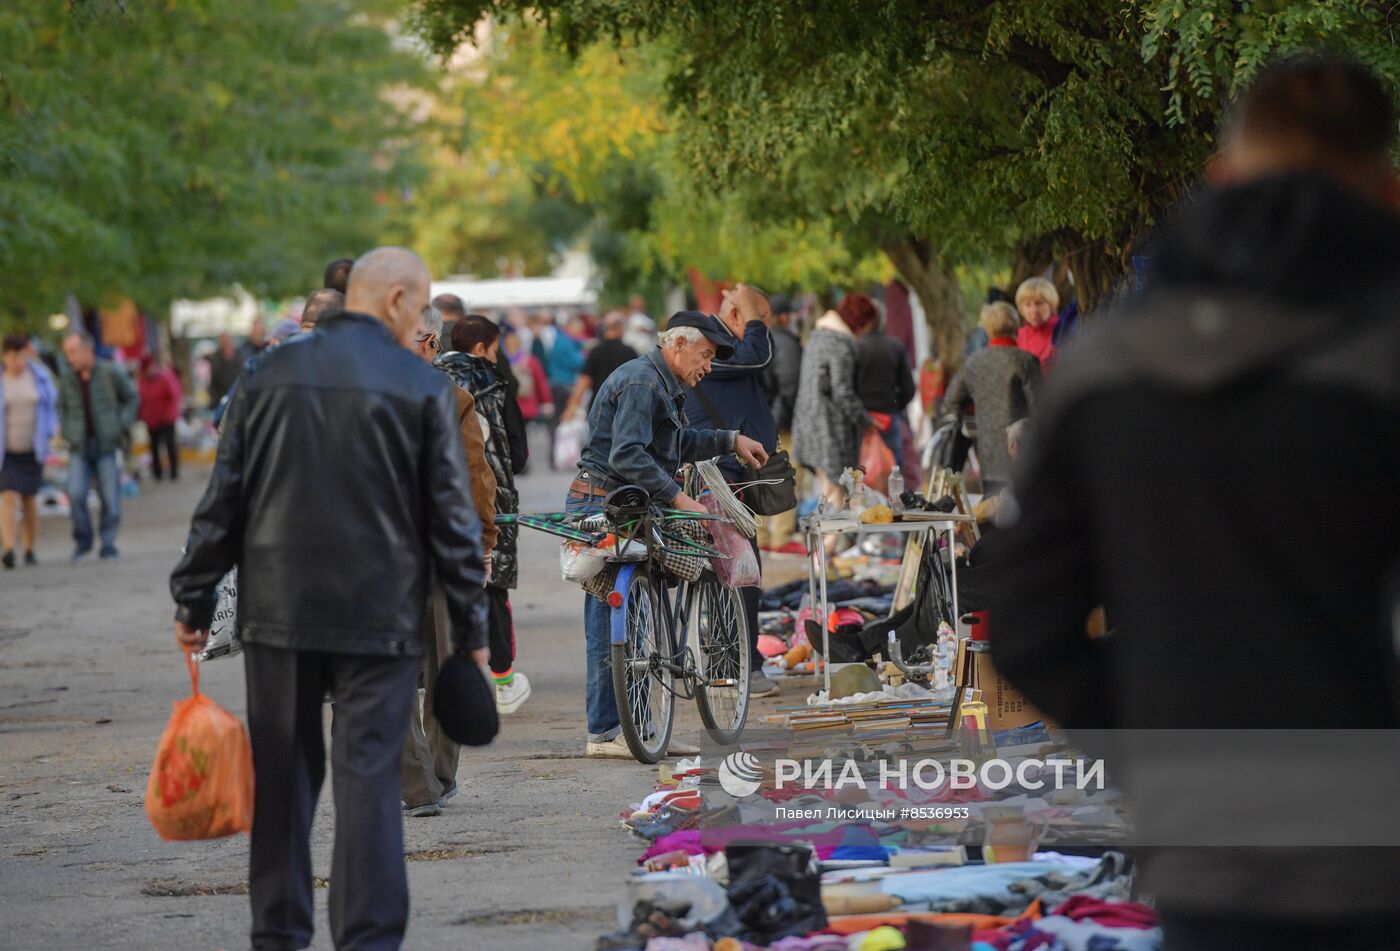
603 484 651 523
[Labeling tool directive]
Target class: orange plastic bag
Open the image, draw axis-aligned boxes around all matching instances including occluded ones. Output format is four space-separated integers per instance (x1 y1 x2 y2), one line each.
859 427 896 495
145 655 254 841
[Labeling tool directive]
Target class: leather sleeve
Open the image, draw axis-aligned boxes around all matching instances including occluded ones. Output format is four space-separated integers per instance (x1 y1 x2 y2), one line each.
425 382 490 652
457 389 498 555
170 377 249 629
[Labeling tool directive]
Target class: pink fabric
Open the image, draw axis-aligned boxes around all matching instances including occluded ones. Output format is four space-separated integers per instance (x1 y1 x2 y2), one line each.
1049 896 1158 929
1016 318 1058 366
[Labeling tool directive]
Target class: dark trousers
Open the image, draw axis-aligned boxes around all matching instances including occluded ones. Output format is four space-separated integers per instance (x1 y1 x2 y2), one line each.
149 423 179 480
400 585 459 808
244 643 418 951
486 584 515 676
741 536 764 672
547 383 571 468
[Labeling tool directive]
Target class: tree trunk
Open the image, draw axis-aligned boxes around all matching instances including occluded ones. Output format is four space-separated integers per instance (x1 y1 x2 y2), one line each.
1061 234 1127 314
1011 232 1073 310
880 236 967 369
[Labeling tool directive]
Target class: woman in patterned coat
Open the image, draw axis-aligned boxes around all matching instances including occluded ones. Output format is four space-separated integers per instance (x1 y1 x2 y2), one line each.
792 294 877 507
941 301 1041 494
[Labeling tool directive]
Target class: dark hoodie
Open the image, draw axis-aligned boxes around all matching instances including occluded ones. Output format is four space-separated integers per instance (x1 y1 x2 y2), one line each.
988 173 1400 917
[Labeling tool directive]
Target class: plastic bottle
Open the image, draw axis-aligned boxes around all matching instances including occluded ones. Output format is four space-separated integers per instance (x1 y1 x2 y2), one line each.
888 465 905 515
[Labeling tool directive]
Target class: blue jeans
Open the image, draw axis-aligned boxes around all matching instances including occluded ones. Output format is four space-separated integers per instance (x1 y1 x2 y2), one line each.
565 490 621 742
69 440 120 554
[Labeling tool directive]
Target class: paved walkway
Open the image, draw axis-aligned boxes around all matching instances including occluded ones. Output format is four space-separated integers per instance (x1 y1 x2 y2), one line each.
0 462 802 949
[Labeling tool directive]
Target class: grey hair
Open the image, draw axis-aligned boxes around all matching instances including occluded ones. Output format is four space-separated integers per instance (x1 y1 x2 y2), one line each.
658 326 705 349
420 304 443 339
63 330 95 349
1006 418 1029 449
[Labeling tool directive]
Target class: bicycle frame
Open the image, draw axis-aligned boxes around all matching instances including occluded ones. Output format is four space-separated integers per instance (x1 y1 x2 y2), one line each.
605 515 709 699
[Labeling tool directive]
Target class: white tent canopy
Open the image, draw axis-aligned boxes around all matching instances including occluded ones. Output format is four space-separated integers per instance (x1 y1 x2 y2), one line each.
430 275 597 313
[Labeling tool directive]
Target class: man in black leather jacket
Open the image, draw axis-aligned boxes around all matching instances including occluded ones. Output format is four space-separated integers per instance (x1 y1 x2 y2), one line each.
170 247 488 951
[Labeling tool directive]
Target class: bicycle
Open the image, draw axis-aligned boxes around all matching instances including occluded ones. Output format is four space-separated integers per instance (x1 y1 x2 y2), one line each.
502 475 752 764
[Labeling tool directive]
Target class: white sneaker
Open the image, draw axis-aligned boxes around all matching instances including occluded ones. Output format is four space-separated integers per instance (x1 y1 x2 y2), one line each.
585 736 635 759
666 738 701 756
495 672 532 715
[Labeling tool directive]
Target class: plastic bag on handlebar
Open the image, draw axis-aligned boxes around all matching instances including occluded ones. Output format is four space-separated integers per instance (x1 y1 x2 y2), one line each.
701 492 760 587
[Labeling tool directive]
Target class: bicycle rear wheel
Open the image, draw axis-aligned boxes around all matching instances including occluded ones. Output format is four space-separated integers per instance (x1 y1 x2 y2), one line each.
611 569 674 764
692 574 751 746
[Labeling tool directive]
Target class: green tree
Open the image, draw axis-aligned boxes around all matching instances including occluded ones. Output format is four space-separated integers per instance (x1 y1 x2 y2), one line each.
411 0 1399 360
0 0 425 327
395 23 888 310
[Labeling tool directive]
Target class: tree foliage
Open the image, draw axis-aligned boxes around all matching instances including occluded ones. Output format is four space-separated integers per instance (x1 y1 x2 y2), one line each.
0 0 425 326
393 23 889 309
412 0 1400 357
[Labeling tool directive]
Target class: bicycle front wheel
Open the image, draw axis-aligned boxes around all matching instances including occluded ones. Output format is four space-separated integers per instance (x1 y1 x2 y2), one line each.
692 574 751 746
611 569 674 764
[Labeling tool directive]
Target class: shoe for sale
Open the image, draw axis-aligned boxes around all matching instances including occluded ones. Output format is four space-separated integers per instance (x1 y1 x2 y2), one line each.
403 800 442 818
748 672 779 696
585 736 635 759
495 671 532 715
24 551 36 566
1 550 13 570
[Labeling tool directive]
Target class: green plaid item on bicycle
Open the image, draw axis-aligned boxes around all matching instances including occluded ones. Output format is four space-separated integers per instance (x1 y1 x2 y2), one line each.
579 518 711 603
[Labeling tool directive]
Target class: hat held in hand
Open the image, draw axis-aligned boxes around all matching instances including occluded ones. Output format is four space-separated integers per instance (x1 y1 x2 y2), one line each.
433 653 499 747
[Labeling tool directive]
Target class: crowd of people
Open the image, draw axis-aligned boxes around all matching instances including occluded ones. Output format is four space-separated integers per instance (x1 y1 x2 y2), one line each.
7 50 1395 951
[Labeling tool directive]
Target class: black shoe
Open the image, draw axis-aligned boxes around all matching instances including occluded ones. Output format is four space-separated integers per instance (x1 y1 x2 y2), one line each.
99 547 119 561
23 551 36 566
1 550 13 570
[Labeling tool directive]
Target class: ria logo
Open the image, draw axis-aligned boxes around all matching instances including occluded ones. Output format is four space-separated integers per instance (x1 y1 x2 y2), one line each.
718 751 763 798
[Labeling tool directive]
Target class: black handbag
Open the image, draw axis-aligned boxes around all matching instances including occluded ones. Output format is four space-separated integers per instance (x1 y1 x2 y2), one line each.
691 387 798 516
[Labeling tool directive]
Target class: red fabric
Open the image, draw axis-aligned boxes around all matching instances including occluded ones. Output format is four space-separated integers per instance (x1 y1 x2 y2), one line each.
1048 896 1158 929
511 354 552 420
1016 318 1058 366
138 368 183 429
987 337 1017 348
918 357 946 413
884 280 916 366
868 411 893 433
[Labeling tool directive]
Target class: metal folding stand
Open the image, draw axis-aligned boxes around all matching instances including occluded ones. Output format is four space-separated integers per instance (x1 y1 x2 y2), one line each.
800 512 977 701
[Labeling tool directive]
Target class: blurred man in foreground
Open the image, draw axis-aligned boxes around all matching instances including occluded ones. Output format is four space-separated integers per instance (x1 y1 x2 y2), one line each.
171 247 488 950
990 55 1400 948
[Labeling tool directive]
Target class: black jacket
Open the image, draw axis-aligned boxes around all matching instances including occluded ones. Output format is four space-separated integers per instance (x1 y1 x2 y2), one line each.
763 324 802 430
170 311 488 657
854 331 915 414
988 173 1400 915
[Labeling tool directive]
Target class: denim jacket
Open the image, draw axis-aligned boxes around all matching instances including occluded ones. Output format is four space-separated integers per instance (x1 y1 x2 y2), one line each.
579 350 735 503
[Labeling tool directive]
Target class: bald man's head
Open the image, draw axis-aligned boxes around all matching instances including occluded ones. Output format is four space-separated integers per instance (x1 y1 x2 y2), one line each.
345 247 432 349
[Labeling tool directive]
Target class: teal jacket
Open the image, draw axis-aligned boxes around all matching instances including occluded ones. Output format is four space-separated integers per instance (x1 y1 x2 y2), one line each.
57 358 138 454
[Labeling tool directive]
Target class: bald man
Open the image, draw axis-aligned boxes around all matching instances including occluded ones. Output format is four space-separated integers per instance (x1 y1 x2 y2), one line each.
171 246 488 950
